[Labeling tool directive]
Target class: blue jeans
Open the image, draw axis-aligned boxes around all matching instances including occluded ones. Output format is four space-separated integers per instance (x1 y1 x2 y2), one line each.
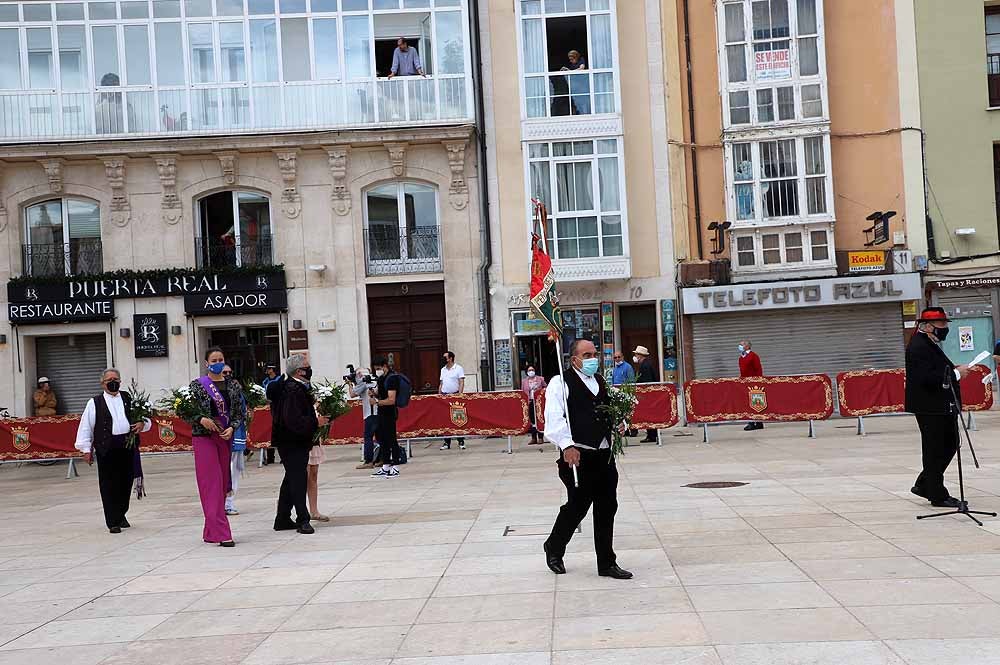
363 415 378 463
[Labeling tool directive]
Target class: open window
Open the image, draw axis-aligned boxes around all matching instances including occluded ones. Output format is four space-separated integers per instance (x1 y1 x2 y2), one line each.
196 191 273 268
373 13 433 77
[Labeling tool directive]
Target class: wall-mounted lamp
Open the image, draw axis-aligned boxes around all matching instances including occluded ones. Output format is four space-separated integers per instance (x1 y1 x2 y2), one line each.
292 319 303 330
170 325 183 336
707 221 732 255
119 328 131 338
955 228 977 236
308 264 327 273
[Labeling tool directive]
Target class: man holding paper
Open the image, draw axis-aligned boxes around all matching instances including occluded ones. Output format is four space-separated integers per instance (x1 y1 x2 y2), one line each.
542 339 632 580
906 307 970 508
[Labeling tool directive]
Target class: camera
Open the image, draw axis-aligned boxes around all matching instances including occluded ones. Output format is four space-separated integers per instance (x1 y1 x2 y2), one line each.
343 364 357 383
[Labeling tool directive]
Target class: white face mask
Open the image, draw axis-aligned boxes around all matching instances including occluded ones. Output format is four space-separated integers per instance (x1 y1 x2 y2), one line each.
632 355 640 363
375 369 385 377
527 371 536 377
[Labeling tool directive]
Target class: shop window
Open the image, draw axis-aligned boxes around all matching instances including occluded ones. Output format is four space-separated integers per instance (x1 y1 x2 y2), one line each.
364 181 441 276
528 137 625 261
23 198 102 276
196 191 273 268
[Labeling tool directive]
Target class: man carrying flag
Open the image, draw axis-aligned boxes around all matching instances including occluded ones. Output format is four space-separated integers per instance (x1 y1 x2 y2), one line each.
531 200 632 581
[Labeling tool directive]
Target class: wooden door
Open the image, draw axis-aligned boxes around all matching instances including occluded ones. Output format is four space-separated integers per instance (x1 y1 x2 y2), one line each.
369 293 447 393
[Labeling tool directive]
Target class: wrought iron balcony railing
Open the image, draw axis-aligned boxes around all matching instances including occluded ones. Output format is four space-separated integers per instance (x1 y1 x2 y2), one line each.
195 234 273 269
364 226 442 276
22 238 103 277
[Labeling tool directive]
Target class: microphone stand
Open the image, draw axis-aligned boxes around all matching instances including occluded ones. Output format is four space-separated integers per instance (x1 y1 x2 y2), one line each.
917 367 996 526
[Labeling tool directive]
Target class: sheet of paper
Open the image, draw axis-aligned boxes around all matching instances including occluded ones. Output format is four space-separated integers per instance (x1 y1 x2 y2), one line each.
969 350 991 368
983 371 995 385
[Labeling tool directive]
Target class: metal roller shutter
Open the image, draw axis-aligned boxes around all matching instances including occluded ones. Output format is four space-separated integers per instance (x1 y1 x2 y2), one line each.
932 289 993 308
690 303 905 379
36 334 108 415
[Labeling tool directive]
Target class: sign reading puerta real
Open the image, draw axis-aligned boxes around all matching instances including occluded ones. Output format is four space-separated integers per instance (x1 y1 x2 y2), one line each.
7 271 288 325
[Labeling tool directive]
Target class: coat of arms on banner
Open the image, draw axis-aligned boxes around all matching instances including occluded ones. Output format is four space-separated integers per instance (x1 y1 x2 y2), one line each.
449 402 469 427
12 427 29 452
158 421 176 445
748 386 767 413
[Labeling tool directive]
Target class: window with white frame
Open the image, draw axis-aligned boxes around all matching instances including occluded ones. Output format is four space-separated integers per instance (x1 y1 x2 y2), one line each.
720 0 825 128
731 225 830 269
0 0 471 140
518 0 617 119
528 137 625 260
23 197 103 276
727 134 831 224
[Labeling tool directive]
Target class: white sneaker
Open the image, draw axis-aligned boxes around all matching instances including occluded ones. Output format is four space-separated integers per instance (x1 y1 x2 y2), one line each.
459 442 466 450
225 507 239 516
440 443 450 450
371 468 389 477
387 467 400 477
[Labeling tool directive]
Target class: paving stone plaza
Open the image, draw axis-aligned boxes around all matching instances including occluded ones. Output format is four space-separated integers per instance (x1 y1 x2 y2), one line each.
4 416 1000 665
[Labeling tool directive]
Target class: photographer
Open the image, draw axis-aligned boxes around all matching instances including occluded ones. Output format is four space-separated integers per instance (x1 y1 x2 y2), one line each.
907 307 970 509
346 367 379 469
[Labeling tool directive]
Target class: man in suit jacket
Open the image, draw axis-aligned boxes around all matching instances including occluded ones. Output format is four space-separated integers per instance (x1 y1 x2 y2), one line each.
633 346 658 443
906 307 970 508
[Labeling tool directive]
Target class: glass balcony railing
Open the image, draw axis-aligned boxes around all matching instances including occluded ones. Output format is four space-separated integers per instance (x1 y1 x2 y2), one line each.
195 234 273 269
22 238 103 277
364 226 441 276
0 75 470 141
524 70 616 119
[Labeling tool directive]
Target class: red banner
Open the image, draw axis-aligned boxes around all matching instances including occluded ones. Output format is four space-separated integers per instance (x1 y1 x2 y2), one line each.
837 365 994 416
532 383 680 432
684 375 834 423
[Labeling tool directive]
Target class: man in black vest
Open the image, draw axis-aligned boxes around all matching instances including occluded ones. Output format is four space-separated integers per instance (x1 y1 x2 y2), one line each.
74 369 151 533
542 339 632 579
906 307 970 508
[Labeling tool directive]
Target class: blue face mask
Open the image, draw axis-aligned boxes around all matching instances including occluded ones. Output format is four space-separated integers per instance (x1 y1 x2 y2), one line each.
737 344 746 354
208 362 226 375
580 358 600 377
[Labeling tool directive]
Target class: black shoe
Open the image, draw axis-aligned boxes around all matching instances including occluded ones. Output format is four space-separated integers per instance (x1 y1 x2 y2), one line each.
639 437 657 443
297 523 315 534
911 486 931 500
274 520 297 531
119 518 130 528
598 564 634 579
543 542 566 575
931 497 961 508
743 423 756 431
219 540 235 547
109 526 122 534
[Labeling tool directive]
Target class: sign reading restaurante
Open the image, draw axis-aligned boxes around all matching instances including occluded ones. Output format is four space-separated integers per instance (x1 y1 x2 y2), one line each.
7 270 287 324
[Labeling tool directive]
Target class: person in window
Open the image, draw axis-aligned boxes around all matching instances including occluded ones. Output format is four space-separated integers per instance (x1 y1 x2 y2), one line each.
561 50 587 71
388 37 425 78
33 377 58 416
95 73 131 134
221 212 260 265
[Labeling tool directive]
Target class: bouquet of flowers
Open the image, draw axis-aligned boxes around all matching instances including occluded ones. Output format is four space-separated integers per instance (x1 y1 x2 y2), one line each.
125 379 152 448
242 380 268 425
597 381 639 459
157 384 202 422
311 379 350 443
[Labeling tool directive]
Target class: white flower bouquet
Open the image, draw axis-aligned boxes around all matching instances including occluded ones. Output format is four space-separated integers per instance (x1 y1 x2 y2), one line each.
598 381 639 458
125 379 152 448
311 379 350 443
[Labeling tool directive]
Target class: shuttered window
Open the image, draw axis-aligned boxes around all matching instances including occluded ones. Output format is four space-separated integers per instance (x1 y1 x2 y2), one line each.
35 334 108 415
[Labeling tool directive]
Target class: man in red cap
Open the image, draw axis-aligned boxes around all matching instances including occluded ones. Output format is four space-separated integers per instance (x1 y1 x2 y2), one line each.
906 307 970 508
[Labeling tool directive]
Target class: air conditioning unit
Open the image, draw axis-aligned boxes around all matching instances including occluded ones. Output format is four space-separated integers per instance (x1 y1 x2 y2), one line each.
678 259 731 286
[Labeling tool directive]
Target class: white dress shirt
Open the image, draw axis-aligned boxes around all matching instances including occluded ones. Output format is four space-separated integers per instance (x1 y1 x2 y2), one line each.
74 392 152 453
440 363 465 394
543 368 610 451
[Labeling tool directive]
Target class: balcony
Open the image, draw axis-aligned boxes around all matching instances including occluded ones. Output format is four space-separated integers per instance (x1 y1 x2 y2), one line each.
365 226 441 276
195 235 273 269
990 54 1000 107
22 239 103 277
551 255 631 283
0 75 470 142
524 70 616 119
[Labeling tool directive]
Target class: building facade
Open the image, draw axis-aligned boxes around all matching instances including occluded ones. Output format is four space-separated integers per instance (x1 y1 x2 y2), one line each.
0 0 485 416
480 0 687 388
916 0 1000 367
674 0 926 379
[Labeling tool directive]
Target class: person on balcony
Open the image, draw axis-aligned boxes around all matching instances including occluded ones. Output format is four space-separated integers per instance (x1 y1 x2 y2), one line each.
33 377 57 416
388 37 425 78
561 50 587 71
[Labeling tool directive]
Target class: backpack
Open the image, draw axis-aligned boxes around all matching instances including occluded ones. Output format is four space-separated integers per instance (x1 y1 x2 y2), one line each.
393 373 413 407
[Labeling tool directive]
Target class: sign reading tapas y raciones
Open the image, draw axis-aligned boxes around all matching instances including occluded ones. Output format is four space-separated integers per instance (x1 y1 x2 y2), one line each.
8 269 287 324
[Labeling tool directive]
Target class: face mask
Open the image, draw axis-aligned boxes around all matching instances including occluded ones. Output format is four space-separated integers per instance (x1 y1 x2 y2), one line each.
302 367 313 381
632 355 640 364
376 369 385 377
614 360 623 366
934 326 950 341
208 362 226 375
105 379 121 393
738 344 746 354
580 358 600 377
527 371 536 377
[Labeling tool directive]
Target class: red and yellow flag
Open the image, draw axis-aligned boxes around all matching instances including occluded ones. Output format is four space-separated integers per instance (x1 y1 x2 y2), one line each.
529 199 562 338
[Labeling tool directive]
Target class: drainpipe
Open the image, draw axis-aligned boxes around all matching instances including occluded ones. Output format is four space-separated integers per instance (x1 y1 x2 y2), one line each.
470 0 495 389
681 0 705 260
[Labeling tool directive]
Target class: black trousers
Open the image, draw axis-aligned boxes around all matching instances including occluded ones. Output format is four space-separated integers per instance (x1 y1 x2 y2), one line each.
96 446 134 529
377 413 401 465
545 447 619 570
443 437 465 446
914 414 959 501
276 445 311 525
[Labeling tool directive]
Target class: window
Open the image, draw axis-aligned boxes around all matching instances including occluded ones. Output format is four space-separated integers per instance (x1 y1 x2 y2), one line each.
810 228 829 261
994 144 1000 230
364 182 441 275
720 0 826 127
23 198 102 276
520 0 617 118
731 226 832 270
727 134 832 223
528 137 625 261
736 235 755 266
196 191 273 268
988 7 1000 107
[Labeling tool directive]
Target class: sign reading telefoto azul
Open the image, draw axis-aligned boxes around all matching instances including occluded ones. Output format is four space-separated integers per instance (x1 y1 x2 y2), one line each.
681 273 922 315
133 313 168 358
8 271 287 324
